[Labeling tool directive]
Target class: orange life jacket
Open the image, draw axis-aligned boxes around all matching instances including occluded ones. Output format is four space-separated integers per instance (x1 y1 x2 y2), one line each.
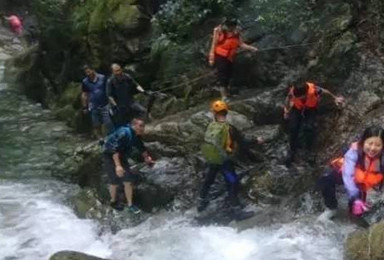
214 31 240 62
330 142 384 191
289 82 319 110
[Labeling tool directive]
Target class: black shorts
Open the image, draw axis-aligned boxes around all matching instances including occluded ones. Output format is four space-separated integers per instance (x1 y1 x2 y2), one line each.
102 153 136 185
215 55 233 88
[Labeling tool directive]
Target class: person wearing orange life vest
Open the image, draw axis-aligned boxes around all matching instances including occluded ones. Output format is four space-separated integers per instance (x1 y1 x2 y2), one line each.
317 126 384 220
208 18 258 101
283 79 344 166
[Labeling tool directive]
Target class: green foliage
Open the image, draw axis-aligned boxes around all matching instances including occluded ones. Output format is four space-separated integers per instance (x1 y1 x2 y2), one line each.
31 0 73 42
71 0 99 35
244 0 312 33
154 0 234 42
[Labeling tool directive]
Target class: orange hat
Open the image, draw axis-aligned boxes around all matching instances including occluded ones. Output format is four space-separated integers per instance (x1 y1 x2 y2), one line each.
211 100 229 113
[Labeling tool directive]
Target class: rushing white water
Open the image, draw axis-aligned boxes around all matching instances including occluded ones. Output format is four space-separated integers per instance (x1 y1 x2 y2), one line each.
0 57 111 259
0 181 112 260
104 211 352 260
0 55 353 260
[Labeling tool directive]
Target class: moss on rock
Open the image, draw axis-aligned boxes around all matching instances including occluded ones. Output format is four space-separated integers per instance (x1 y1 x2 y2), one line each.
50 251 109 260
346 221 384 260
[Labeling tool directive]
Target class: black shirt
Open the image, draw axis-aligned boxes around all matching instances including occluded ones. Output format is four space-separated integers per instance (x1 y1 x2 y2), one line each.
107 73 139 107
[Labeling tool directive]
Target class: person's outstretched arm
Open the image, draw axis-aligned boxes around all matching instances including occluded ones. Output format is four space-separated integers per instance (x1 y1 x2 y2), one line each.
106 78 117 106
208 26 220 66
239 40 258 52
319 87 344 106
342 148 360 201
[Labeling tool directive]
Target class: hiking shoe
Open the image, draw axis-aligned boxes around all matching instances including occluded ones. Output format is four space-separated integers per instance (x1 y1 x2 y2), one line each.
317 209 337 222
110 201 124 211
127 204 141 214
197 199 209 212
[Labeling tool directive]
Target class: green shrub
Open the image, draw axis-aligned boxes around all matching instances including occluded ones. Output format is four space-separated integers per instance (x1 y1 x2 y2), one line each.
153 0 234 42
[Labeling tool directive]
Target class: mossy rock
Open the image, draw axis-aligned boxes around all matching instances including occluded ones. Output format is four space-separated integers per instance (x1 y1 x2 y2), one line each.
88 1 147 33
345 229 369 260
370 221 384 259
50 251 109 260
71 189 99 219
55 104 76 123
345 221 384 260
57 82 81 107
112 4 143 31
328 31 357 58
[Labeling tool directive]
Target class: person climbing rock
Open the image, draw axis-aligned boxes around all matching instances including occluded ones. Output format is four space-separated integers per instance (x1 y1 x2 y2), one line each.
317 126 384 221
283 79 344 166
103 118 155 213
107 63 148 127
208 18 258 101
199 100 258 221
81 65 113 145
4 14 23 36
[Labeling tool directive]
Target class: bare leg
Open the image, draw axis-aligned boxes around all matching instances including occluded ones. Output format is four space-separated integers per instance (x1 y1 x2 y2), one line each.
220 86 229 100
109 184 118 202
93 125 103 140
123 182 134 206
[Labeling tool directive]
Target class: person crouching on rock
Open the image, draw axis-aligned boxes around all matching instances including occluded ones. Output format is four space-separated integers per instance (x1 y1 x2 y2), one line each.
102 118 155 213
208 18 258 102
199 100 255 220
318 126 384 221
283 79 344 166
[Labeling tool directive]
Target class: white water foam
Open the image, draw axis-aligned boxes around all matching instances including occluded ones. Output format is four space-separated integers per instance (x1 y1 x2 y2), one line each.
107 213 351 260
0 181 112 260
0 180 354 260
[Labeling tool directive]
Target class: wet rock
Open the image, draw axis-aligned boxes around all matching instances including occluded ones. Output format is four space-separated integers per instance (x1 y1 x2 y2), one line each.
140 157 199 209
230 88 285 125
135 182 174 212
247 164 315 204
60 142 176 214
71 189 103 219
361 191 384 226
49 251 109 260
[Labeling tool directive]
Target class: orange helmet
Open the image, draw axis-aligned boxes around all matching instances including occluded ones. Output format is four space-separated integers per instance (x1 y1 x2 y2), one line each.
211 100 229 113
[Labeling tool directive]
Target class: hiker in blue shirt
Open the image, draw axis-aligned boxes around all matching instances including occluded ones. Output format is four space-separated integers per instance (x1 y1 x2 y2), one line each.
103 118 155 213
81 65 113 144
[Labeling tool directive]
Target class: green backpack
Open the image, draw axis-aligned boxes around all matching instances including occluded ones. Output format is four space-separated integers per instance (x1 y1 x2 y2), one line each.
201 121 230 164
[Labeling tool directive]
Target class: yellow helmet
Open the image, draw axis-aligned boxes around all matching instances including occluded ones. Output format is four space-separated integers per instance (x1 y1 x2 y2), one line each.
211 100 229 113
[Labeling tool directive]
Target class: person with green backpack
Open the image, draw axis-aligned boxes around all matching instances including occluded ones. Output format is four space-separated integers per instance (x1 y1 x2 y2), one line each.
199 100 256 220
